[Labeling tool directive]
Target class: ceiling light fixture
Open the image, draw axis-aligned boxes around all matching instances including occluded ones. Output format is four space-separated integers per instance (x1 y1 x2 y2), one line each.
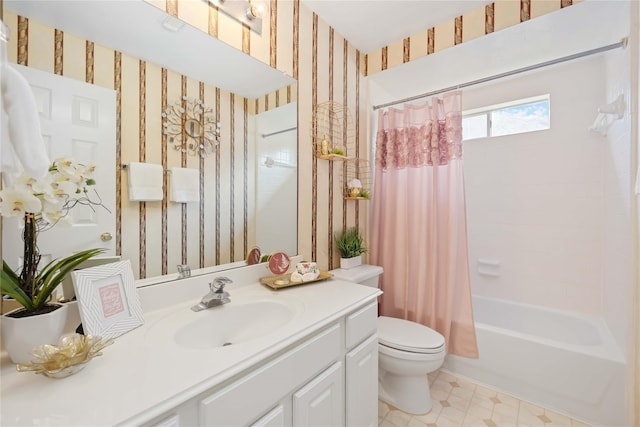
208 0 265 34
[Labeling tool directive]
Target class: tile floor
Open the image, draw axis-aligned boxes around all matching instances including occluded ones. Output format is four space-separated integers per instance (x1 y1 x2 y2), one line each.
378 370 591 427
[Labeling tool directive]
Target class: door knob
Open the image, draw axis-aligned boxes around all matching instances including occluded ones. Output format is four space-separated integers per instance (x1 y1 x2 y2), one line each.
100 232 113 241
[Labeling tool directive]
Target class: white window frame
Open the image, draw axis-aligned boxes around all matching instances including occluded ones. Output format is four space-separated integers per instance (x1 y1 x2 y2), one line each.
462 94 550 141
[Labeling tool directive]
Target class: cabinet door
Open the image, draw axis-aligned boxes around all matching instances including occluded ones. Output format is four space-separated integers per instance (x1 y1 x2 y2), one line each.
200 324 341 426
346 334 378 427
251 405 286 427
147 413 180 427
293 361 344 426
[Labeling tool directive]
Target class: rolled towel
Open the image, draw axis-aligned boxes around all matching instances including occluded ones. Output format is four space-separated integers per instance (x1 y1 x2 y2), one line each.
296 262 318 275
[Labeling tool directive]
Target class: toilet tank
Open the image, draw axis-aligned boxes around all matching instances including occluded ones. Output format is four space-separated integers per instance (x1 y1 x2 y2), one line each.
330 264 384 288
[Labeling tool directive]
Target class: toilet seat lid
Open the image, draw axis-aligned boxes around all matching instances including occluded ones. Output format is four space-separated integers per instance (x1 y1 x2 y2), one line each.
378 316 445 354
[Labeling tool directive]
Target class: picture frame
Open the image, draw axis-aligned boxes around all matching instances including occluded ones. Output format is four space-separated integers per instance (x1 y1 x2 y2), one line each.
72 259 144 339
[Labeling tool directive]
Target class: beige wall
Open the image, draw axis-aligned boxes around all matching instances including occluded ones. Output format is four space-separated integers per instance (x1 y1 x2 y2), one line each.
1 0 581 286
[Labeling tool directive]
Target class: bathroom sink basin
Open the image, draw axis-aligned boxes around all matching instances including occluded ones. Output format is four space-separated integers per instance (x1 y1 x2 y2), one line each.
176 300 295 349
146 297 300 349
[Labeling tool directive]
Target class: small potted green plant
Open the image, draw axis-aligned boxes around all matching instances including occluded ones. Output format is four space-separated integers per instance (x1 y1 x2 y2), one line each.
334 227 367 269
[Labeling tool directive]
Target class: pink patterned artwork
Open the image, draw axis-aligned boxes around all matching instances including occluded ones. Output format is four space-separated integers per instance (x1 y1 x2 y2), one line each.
99 283 125 318
246 247 261 265
269 252 290 275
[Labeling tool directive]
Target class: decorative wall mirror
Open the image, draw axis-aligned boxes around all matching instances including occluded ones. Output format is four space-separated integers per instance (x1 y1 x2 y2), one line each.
162 97 221 158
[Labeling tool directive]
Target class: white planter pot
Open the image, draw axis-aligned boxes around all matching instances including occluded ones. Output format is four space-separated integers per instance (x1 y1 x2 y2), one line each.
339 255 362 270
1 303 68 364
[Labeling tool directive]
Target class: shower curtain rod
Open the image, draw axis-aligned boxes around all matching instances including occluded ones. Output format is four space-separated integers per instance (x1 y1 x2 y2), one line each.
373 38 628 111
261 126 296 138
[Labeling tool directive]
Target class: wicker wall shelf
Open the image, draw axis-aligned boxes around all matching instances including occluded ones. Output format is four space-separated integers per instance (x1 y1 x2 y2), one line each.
317 154 352 161
343 158 371 200
311 102 355 158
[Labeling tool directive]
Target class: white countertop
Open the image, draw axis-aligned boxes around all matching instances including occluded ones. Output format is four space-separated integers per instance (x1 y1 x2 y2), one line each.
0 269 380 427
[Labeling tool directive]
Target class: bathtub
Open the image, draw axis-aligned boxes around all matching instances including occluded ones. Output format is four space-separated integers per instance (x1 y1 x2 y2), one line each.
443 296 626 426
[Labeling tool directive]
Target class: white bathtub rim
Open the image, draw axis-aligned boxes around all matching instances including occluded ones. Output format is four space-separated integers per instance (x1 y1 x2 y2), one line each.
475 322 624 363
472 295 625 363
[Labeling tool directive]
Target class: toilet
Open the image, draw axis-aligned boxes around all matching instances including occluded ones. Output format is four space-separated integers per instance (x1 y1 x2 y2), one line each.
330 264 446 415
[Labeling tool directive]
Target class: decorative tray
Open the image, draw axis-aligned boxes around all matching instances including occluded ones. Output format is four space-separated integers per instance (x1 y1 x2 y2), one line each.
260 271 333 290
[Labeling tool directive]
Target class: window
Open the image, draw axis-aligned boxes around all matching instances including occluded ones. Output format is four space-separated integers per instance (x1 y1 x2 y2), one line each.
462 95 550 141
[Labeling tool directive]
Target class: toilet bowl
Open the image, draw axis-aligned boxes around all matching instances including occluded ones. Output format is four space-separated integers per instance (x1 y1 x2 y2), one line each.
377 316 445 414
330 265 446 415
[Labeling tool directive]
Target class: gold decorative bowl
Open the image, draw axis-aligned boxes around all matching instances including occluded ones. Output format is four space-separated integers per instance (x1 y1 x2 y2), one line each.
16 334 114 379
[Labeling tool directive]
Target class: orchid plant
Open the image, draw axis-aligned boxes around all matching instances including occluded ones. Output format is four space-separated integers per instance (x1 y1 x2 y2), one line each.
0 158 107 316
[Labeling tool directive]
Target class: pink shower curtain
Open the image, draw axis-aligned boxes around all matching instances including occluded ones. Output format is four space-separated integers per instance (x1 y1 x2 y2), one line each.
370 91 478 358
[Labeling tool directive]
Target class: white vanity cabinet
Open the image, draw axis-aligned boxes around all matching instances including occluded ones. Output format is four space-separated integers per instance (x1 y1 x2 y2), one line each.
344 302 379 427
144 300 379 427
198 323 342 426
1 274 382 427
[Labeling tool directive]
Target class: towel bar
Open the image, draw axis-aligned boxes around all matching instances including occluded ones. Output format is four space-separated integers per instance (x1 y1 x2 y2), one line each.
121 164 171 173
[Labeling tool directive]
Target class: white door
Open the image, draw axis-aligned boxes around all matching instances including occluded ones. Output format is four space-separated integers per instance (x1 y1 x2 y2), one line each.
293 361 344 426
346 334 379 427
2 65 116 269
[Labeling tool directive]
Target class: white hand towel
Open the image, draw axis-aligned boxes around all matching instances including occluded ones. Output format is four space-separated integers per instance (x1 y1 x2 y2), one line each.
128 162 163 201
170 167 200 203
1 65 50 182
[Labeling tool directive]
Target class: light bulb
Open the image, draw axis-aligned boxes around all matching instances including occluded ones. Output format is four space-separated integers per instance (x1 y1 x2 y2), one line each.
246 4 263 20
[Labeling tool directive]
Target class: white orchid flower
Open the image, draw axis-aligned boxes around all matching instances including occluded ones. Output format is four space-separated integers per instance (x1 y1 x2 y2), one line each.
52 170 83 188
40 189 62 206
1 157 103 226
53 157 80 175
0 188 43 217
81 163 97 176
41 208 67 225
74 163 96 180
51 180 79 201
17 174 54 196
42 197 65 211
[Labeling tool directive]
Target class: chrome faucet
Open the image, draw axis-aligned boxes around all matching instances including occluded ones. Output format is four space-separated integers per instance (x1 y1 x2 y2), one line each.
177 264 191 279
191 277 232 312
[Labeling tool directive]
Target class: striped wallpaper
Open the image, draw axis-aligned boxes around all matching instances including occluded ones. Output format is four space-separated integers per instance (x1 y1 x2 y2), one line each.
1 0 576 281
2 9 298 280
365 0 579 76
